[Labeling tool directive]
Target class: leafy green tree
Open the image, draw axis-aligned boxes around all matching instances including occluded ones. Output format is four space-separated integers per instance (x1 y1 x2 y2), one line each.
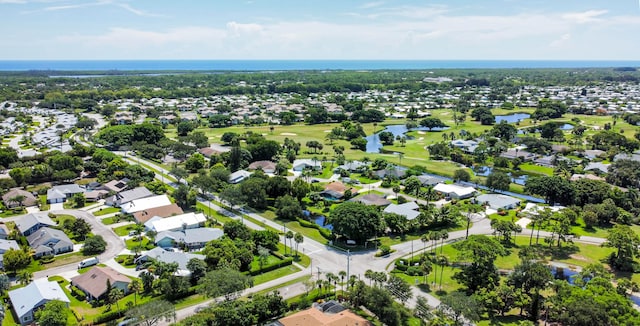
453 235 507 294
509 260 552 319
2 248 31 272
384 213 409 235
253 230 280 251
128 279 142 306
485 171 511 191
491 121 518 141
440 292 481 325
176 121 195 136
186 258 208 285
172 184 197 209
524 176 575 205
453 169 471 182
605 225 640 271
185 153 206 172
386 275 412 303
0 274 10 294
328 201 385 244
199 268 252 300
419 117 448 131
239 177 268 209
223 220 252 241
35 300 68 326
274 195 302 220
82 235 107 255
125 300 176 326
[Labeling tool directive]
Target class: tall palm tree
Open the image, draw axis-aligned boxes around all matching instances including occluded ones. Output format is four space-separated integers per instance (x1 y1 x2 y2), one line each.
439 231 449 255
128 279 142 306
338 271 347 294
294 233 304 257
364 269 374 287
285 231 294 256
436 255 449 290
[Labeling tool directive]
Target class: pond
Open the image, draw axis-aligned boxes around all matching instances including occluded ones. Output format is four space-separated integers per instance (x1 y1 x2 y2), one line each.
559 123 574 130
303 210 333 231
495 113 530 124
365 124 449 153
549 265 580 284
473 166 529 185
312 215 333 231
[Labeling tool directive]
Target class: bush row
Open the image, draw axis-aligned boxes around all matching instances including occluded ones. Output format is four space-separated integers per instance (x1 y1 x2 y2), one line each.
248 257 293 276
297 218 333 240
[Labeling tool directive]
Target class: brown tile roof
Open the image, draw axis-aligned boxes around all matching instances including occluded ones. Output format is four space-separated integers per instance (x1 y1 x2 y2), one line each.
279 307 371 326
248 160 277 171
198 147 220 157
133 204 184 223
2 188 37 208
324 182 347 194
71 266 131 299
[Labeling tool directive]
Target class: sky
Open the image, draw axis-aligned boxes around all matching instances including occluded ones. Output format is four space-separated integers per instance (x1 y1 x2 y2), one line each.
0 0 639 60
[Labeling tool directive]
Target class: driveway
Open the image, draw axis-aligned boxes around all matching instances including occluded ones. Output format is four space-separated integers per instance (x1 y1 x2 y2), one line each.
49 202 64 211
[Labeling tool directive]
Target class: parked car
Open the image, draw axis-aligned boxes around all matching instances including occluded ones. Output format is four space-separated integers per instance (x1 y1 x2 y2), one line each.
78 257 99 269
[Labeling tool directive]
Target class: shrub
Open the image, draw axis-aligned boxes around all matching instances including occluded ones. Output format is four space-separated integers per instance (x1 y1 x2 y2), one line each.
93 309 126 324
379 245 391 256
249 257 293 276
406 266 424 276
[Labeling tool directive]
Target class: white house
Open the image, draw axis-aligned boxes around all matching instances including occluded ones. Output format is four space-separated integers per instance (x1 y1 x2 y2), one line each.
9 278 70 325
383 202 421 220
144 212 207 233
292 159 322 172
474 194 521 210
228 170 252 184
433 183 477 200
121 194 172 214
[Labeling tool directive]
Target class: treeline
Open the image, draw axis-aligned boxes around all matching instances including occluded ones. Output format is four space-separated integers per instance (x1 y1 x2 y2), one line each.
2 68 640 103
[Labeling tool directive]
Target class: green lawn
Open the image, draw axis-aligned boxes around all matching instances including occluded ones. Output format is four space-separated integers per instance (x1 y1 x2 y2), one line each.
125 236 154 250
253 265 302 285
112 223 135 236
101 216 117 225
94 207 120 216
23 251 87 273
519 163 554 176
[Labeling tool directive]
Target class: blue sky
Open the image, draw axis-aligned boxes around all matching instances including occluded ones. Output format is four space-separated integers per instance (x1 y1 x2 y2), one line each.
0 0 639 60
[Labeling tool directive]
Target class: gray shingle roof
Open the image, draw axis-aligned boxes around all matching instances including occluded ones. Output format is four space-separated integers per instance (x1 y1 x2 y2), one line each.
15 213 56 234
8 278 70 320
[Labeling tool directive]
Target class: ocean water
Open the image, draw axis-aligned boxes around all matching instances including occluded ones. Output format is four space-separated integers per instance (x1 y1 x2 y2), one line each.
0 60 639 71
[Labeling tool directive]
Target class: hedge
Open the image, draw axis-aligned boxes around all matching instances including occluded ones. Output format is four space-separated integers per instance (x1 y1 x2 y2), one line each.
93 309 126 324
297 218 333 240
249 257 293 276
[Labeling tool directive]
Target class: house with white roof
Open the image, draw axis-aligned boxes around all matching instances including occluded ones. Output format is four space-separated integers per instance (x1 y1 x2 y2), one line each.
474 194 521 210
144 212 207 233
121 194 172 214
383 202 421 220
9 278 70 325
134 247 205 275
155 228 224 249
47 184 84 203
229 169 252 184
292 159 322 172
433 183 477 200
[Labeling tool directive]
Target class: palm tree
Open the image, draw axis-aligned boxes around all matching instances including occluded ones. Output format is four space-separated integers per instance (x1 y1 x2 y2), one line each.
9 195 26 208
325 272 338 297
338 270 347 293
364 269 374 287
439 231 449 255
420 234 429 254
17 270 32 286
436 255 449 290
285 231 294 256
421 259 432 285
109 288 124 312
294 232 304 257
464 203 482 239
128 279 142 306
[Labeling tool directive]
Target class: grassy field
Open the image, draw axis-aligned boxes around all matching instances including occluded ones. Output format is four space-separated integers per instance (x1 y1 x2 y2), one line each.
112 223 135 236
94 207 120 216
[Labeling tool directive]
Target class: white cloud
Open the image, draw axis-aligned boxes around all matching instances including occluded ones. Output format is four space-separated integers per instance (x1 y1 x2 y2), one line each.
562 10 608 24
360 1 384 9
0 0 27 3
550 33 571 47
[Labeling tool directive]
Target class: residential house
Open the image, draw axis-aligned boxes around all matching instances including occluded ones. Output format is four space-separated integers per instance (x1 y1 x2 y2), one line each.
0 224 9 240
348 194 391 207
229 170 252 184
47 184 84 203
158 114 177 125
383 202 421 220
71 266 131 301
584 162 610 174
373 166 407 180
179 111 198 121
450 139 479 154
2 188 37 208
120 194 172 214
416 175 447 186
27 227 73 257
134 247 205 275
614 152 640 163
319 182 355 200
534 155 555 167
248 160 277 174
274 301 371 326
133 204 184 224
570 174 606 182
102 178 130 193
155 228 224 250
144 212 207 233
198 147 220 158
500 148 536 161
15 212 56 236
0 239 20 269
8 278 70 325
333 161 367 172
84 190 109 202
105 187 154 207
292 159 322 172
474 194 521 210
580 149 605 160
433 183 477 200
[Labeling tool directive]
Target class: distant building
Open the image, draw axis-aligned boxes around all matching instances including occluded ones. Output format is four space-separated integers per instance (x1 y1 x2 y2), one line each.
349 194 391 206
292 159 322 171
474 194 521 210
2 188 37 208
383 202 421 220
433 183 476 200
47 184 84 204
